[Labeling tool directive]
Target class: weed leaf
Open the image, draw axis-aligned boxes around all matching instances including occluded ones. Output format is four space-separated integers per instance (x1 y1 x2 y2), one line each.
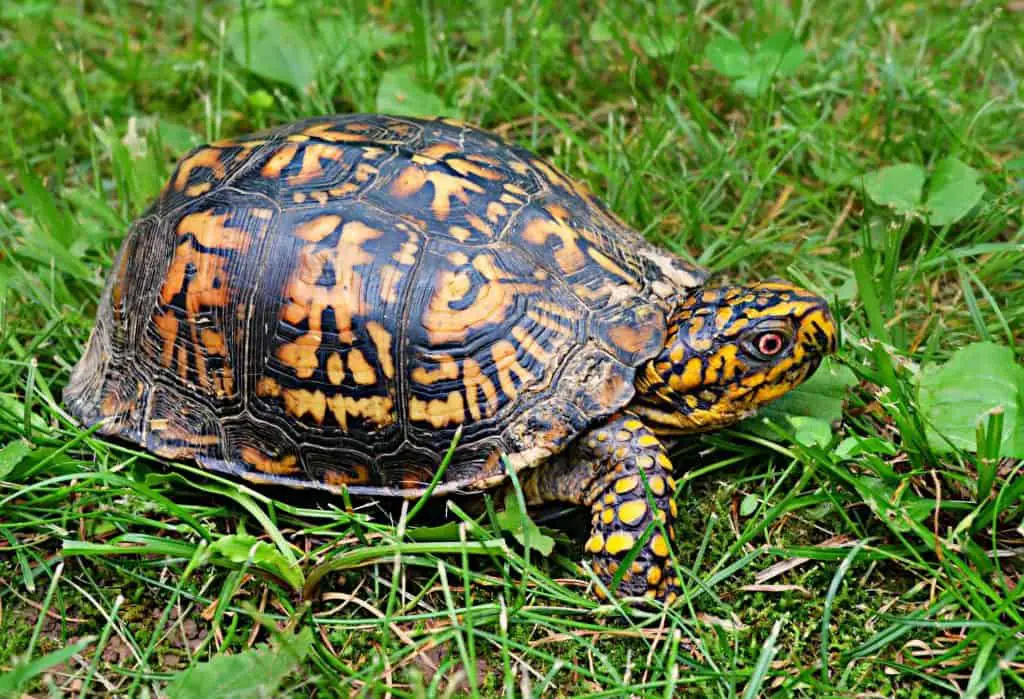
925 157 985 226
861 163 925 216
917 342 1024 457
376 66 453 117
208 533 305 592
165 627 313 699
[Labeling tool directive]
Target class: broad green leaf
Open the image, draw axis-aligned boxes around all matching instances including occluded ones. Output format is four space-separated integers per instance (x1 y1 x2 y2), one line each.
741 359 855 441
639 33 679 58
705 36 751 78
208 533 304 592
226 10 318 92
0 440 32 479
861 163 925 216
318 15 403 72
498 491 555 556
376 66 453 118
790 416 835 448
917 342 1024 458
925 157 985 226
589 19 613 42
758 31 805 76
165 628 313 699
739 493 759 517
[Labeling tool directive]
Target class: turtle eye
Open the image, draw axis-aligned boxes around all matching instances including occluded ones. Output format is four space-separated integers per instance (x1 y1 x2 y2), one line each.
744 330 789 361
757 332 785 356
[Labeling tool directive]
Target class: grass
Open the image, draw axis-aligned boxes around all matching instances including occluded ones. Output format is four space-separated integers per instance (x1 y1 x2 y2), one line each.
1 0 1022 695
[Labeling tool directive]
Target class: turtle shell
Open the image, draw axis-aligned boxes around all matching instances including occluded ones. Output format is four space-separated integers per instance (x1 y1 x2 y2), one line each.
65 115 708 497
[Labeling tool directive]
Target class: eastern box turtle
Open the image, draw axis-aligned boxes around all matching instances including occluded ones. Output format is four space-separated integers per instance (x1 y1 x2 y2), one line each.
66 114 837 602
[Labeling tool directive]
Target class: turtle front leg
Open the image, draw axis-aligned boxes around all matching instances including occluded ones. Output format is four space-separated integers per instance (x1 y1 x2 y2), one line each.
523 413 679 602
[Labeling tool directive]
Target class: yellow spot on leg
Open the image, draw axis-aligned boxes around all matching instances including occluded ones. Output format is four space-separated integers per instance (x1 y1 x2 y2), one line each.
650 534 669 558
604 532 636 555
618 500 648 525
614 475 639 494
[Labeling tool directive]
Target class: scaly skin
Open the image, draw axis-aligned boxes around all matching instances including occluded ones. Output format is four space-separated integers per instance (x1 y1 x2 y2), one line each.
524 281 836 603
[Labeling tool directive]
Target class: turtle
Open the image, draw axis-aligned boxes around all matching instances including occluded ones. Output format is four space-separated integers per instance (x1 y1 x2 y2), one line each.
65 114 837 603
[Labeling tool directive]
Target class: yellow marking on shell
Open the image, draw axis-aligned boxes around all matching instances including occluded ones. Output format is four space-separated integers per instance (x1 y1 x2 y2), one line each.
283 387 327 424
669 499 678 518
295 214 342 242
390 164 485 220
616 430 631 441
286 134 310 142
411 357 459 385
449 226 471 241
715 306 733 328
354 163 377 182
491 339 535 399
607 320 661 357
603 493 616 506
521 207 586 274
288 143 345 185
601 509 615 525
585 534 604 553
647 475 666 496
511 326 552 364
378 265 403 303
276 332 322 379
185 181 212 197
153 311 178 367
647 566 662 586
466 213 494 238
624 419 644 431
669 344 685 364
241 446 298 475
635 455 654 470
413 142 460 164
499 193 522 206
279 221 383 347
293 192 307 204
408 392 465 428
618 500 647 525
326 352 345 385
615 475 639 494
366 322 394 378
462 358 499 419
604 532 636 555
302 122 374 142
310 190 328 205
446 157 504 180
596 431 609 442
260 143 300 178
347 349 376 385
174 148 226 190
324 464 371 487
448 251 469 266
256 377 282 397
422 255 541 344
650 534 669 558
326 393 395 430
329 183 360 197
587 247 636 284
486 201 508 223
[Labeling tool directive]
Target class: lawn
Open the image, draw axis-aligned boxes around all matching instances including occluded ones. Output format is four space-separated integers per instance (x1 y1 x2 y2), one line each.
1 0 1022 696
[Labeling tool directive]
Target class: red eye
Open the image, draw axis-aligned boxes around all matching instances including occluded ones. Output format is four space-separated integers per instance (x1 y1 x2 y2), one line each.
756 332 785 356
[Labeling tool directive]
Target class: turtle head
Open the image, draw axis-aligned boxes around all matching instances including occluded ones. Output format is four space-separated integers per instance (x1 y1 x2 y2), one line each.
633 281 837 434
